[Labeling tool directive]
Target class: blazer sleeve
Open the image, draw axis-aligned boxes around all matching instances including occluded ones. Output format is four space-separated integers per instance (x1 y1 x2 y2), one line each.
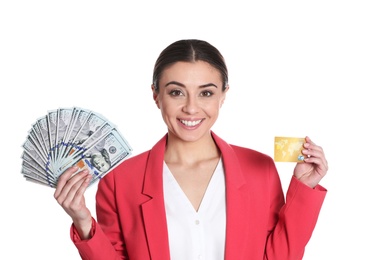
70 169 127 260
265 174 327 259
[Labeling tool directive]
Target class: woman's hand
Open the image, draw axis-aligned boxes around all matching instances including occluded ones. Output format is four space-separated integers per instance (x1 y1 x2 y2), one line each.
54 166 93 239
293 136 329 188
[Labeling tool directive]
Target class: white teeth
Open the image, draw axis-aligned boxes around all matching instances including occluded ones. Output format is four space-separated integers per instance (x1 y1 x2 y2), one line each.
180 119 202 126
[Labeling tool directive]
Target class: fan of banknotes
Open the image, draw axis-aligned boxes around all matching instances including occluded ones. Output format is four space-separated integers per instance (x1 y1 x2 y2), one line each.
21 107 133 188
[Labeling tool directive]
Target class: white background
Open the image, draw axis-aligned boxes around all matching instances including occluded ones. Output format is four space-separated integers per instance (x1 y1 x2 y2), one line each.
1 1 369 259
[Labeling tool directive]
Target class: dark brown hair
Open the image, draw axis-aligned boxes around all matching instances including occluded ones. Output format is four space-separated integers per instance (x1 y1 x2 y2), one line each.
152 39 228 92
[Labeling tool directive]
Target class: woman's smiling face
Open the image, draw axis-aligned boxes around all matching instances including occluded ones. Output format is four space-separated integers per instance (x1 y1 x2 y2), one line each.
153 61 228 143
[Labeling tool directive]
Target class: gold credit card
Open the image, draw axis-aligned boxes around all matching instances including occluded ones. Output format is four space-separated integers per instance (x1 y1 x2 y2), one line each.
274 137 305 162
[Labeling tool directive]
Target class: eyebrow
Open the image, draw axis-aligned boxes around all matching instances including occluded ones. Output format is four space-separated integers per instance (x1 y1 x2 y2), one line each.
164 81 218 88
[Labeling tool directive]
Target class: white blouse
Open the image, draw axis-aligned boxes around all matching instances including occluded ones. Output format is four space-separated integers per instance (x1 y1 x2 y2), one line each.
163 159 226 260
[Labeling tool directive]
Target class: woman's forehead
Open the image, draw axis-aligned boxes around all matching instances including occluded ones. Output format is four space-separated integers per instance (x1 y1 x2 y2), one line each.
160 61 222 85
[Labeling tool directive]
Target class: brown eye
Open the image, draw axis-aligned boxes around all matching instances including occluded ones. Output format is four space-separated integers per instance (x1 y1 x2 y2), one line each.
200 90 213 97
169 89 183 96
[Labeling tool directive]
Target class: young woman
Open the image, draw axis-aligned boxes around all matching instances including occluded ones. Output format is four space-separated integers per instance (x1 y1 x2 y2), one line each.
55 39 328 260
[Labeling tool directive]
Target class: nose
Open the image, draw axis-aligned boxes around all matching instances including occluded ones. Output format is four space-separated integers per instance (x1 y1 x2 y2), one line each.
182 96 198 114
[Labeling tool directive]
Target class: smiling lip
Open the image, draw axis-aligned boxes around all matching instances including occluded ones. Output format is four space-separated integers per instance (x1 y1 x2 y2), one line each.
179 119 203 127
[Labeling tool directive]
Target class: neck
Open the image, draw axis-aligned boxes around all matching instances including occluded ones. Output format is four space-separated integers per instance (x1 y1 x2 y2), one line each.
164 131 220 166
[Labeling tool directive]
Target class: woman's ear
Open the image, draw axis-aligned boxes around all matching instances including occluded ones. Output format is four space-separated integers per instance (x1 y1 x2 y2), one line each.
151 84 160 108
220 85 229 107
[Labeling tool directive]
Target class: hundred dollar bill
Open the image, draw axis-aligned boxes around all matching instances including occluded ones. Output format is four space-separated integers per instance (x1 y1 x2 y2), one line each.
21 151 56 183
55 107 74 163
47 109 58 164
30 123 48 158
56 126 115 176
61 112 114 162
27 129 47 162
22 163 55 187
22 168 54 187
56 108 84 165
23 136 48 166
57 128 132 186
60 121 116 170
35 116 52 167
58 108 91 162
22 158 53 184
88 128 132 179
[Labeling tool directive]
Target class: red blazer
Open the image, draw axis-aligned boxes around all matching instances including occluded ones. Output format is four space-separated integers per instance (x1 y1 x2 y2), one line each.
72 132 327 260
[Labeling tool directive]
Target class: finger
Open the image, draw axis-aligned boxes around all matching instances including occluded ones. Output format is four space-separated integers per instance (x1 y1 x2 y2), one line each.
303 139 325 156
302 145 324 158
61 173 92 210
69 174 92 209
303 156 328 175
54 169 89 204
54 166 79 198
303 146 328 166
304 136 319 149
305 136 315 146
303 144 328 168
69 172 92 204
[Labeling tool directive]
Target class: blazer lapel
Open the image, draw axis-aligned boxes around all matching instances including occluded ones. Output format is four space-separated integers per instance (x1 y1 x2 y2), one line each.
141 134 171 260
212 132 251 260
